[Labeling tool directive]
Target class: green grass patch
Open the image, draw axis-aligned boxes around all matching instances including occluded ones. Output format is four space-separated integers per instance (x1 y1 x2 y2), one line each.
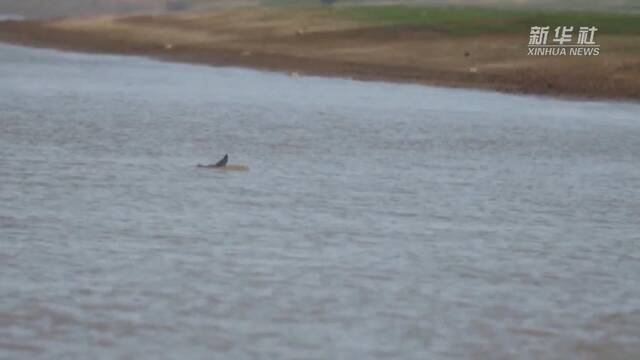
332 5 640 35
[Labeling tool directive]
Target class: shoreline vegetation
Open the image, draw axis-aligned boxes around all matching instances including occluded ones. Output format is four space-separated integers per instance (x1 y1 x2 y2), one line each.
1 5 639 100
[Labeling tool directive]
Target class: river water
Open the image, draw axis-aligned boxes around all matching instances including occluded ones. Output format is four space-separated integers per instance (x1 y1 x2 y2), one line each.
1 42 639 359
0 15 22 21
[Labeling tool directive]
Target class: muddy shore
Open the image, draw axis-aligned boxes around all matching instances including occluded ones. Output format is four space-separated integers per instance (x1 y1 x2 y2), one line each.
1 8 639 100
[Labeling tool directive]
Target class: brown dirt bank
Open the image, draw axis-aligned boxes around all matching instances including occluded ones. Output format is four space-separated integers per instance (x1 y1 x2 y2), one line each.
1 9 639 100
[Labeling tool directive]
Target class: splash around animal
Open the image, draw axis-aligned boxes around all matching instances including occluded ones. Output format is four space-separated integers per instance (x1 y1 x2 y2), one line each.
196 154 249 171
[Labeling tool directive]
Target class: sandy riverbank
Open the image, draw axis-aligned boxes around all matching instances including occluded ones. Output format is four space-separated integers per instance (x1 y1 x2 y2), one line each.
1 7 639 100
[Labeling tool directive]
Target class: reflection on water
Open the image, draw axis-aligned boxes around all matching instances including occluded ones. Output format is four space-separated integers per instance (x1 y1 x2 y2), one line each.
1 42 639 359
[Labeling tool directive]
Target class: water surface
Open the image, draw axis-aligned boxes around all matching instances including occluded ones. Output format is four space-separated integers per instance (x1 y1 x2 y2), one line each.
1 43 639 359
0 14 23 21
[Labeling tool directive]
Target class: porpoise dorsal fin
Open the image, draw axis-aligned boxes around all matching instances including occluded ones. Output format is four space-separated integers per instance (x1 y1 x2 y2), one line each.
214 154 228 167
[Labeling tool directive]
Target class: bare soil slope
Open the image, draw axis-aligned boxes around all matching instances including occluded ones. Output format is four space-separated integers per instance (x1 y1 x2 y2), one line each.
0 7 639 100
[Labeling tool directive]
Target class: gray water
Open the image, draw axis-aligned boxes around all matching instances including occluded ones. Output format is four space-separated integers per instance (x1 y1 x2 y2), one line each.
1 42 639 360
0 14 23 21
